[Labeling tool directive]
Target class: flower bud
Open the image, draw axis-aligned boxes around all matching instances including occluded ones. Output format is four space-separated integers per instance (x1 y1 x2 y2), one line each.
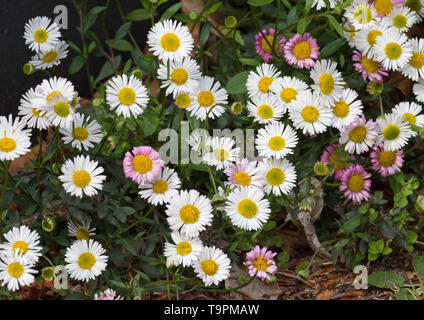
230 102 243 115
131 69 143 81
419 128 424 139
367 82 384 96
225 16 238 29
42 267 55 280
42 216 55 232
265 275 277 284
189 10 200 20
52 163 61 175
416 195 424 213
23 63 35 75
313 161 328 176
92 97 104 108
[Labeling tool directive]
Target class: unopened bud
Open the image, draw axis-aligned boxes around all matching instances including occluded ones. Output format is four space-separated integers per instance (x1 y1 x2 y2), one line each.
367 82 384 96
131 69 143 80
314 161 328 176
42 216 55 232
92 97 104 108
230 102 243 115
42 267 55 280
23 63 35 75
416 195 424 213
225 16 238 29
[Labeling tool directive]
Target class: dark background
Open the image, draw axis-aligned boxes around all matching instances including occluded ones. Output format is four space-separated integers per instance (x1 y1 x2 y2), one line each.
0 0 178 116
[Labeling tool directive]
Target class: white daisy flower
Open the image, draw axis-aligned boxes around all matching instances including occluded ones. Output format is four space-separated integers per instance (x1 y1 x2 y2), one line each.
344 0 378 30
405 0 424 22
192 246 231 287
246 63 281 98
224 187 271 231
384 6 418 33
413 78 424 102
339 116 378 154
331 88 364 130
187 130 210 156
58 155 107 198
269 76 310 113
165 190 213 237
139 167 181 206
0 226 42 264
60 113 103 151
376 113 413 151
64 239 108 282
94 289 124 300
374 31 413 71
187 76 228 121
223 158 265 189
354 24 389 59
68 219 96 241
203 136 240 170
30 41 69 70
310 59 344 106
106 74 149 118
256 122 298 159
344 21 357 49
0 115 31 161
41 94 75 129
164 232 203 267
147 19 194 62
246 94 284 124
402 38 424 81
312 0 338 10
34 76 77 105
288 91 333 135
18 88 50 129
157 57 201 97
257 158 297 196
23 16 61 52
0 251 37 292
392 101 424 134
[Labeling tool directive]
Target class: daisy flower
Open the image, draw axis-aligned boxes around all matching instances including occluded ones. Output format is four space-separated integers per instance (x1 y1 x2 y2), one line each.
402 38 424 81
257 158 297 196
320 143 354 180
157 57 201 97
18 88 50 129
224 187 271 231
123 146 165 185
330 88 364 130
392 101 424 132
384 6 417 33
165 190 213 238
106 74 149 118
94 289 124 300
313 0 339 10
370 143 404 176
269 76 310 112
254 28 284 62
223 158 265 189
352 49 389 83
246 63 281 98
344 21 357 48
354 24 389 59
405 0 424 22
283 33 320 70
34 76 77 105
339 116 378 154
0 251 37 292
203 137 240 170
413 78 424 102
310 59 344 106
23 16 61 52
192 246 231 287
68 219 96 241
60 113 103 151
187 130 210 156
243 245 277 281
0 226 42 264
164 232 203 267
246 94 284 124
344 0 378 30
65 239 108 282
339 164 372 203
147 19 194 62
376 113 413 151
0 115 31 161
374 31 413 71
187 76 228 121
41 94 75 129
59 155 107 198
256 122 298 159
372 0 405 17
288 91 333 135
30 41 69 69
139 167 181 206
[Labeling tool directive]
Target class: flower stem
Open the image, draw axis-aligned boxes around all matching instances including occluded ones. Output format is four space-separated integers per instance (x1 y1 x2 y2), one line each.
0 160 11 239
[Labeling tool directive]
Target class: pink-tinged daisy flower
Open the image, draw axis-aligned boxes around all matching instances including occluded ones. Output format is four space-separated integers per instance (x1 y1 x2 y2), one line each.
339 164 372 204
223 158 265 189
320 143 354 180
243 245 277 281
352 50 389 83
254 28 286 62
94 289 124 300
339 116 378 155
370 143 404 177
372 0 405 18
283 33 319 70
123 146 165 185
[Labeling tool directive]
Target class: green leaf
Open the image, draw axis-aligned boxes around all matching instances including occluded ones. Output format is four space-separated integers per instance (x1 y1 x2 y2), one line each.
143 110 160 136
110 39 133 52
320 38 346 58
248 0 274 6
207 2 223 15
338 214 361 234
68 55 85 74
413 255 424 277
84 6 105 33
368 271 404 289
98 203 109 219
115 22 132 39
126 9 150 21
67 41 82 54
297 18 307 34
382 247 392 255
225 71 250 94
287 6 298 25
160 2 182 21
326 15 344 37
239 58 261 66
200 22 211 48
305 0 314 15
406 231 418 244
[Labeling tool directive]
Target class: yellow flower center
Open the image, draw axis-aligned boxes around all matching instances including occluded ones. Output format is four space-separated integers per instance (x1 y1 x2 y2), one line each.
292 41 312 60
393 15 408 29
175 93 191 109
402 112 416 125
214 148 229 162
179 204 200 224
54 101 70 118
42 51 58 63
237 199 258 219
33 29 48 43
176 241 192 256
384 42 402 60
319 73 334 95
280 88 298 103
76 229 90 241
72 170 91 188
332 101 350 118
329 153 340 165
383 123 400 140
73 127 89 141
7 262 24 279
268 136 286 151
361 56 379 73
233 172 251 187
378 150 396 167
201 259 218 276
118 88 136 106
257 104 273 119
197 91 214 107
0 137 16 153
260 35 278 54
160 33 180 52
410 52 424 69
406 0 422 12
258 76 273 94
171 68 188 85
47 91 60 102
301 105 319 123
12 241 29 255
132 155 152 174
347 174 364 193
78 252 96 270
353 5 373 25
367 30 382 46
252 256 268 271
152 179 168 194
32 108 44 118
374 0 393 16
266 168 285 186
349 126 367 143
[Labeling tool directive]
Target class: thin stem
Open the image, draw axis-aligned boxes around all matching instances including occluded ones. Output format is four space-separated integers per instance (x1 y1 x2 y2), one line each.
36 129 43 207
378 95 384 116
207 166 218 195
111 206 154 239
94 113 117 157
0 160 11 238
